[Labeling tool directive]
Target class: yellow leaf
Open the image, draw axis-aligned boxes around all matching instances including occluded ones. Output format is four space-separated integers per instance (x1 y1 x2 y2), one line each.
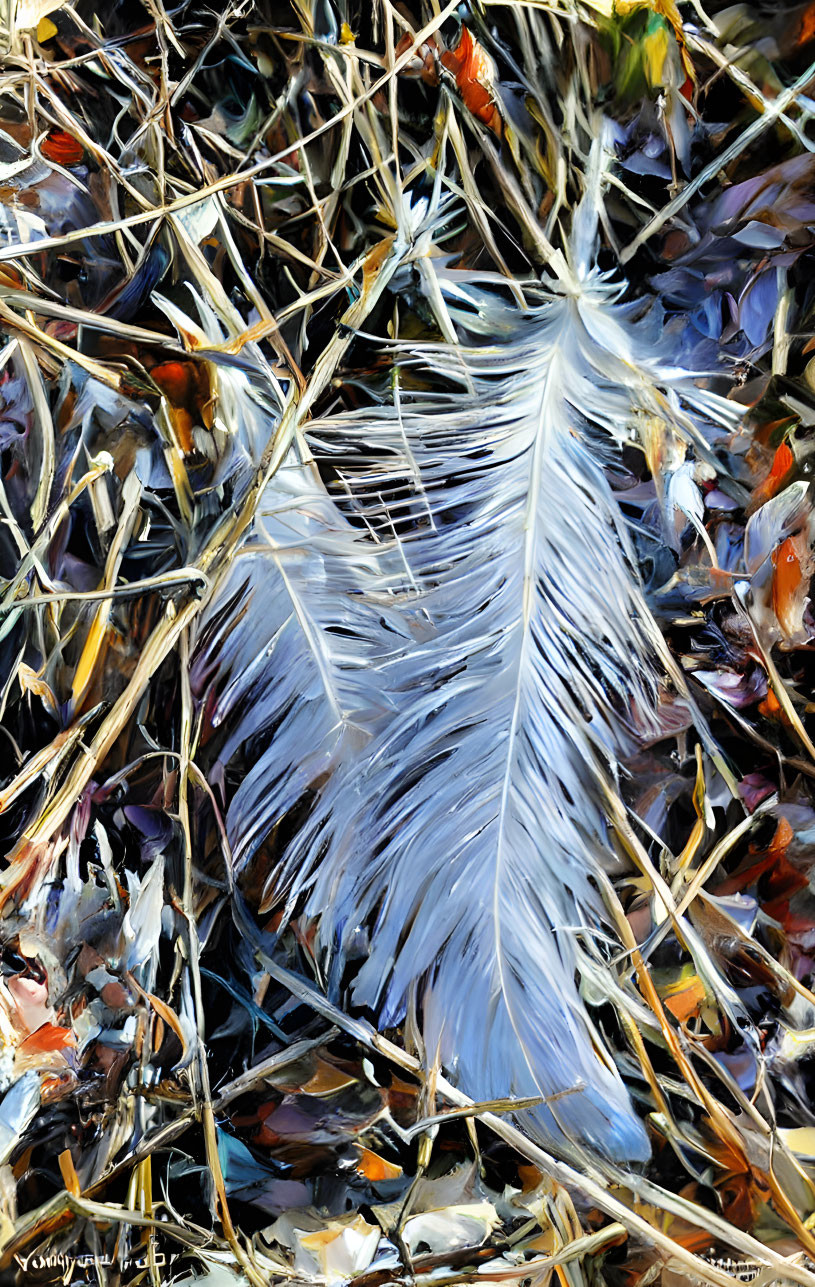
58 1148 80 1196
642 23 670 88
71 614 112 710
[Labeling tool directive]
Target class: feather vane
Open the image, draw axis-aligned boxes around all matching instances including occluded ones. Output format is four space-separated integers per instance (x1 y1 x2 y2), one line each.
195 267 738 1164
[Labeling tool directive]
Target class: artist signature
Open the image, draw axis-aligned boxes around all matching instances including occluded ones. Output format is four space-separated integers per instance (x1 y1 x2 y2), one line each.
14 1249 184 1278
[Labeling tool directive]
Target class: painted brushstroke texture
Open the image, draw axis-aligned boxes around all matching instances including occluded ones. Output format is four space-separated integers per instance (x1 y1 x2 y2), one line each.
195 257 738 1164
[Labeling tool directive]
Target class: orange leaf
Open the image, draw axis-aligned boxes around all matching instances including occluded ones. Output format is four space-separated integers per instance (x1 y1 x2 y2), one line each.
356 1147 402 1182
151 360 197 406
441 27 501 133
302 1059 357 1096
41 129 83 166
758 687 788 723
772 534 808 637
20 1024 75 1053
792 2 815 50
152 360 212 452
58 1148 81 1196
769 817 794 859
663 976 706 1023
516 1163 544 1192
752 441 794 508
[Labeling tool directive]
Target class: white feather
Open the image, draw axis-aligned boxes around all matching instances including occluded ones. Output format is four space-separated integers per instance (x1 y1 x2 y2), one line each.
194 266 739 1166
191 456 412 870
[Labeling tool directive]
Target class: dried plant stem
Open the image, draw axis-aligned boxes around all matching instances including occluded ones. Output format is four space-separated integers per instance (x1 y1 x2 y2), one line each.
250 949 815 1287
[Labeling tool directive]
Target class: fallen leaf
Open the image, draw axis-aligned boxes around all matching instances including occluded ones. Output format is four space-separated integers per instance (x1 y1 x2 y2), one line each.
19 1024 75 1054
442 27 502 133
356 1146 402 1182
41 129 83 166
